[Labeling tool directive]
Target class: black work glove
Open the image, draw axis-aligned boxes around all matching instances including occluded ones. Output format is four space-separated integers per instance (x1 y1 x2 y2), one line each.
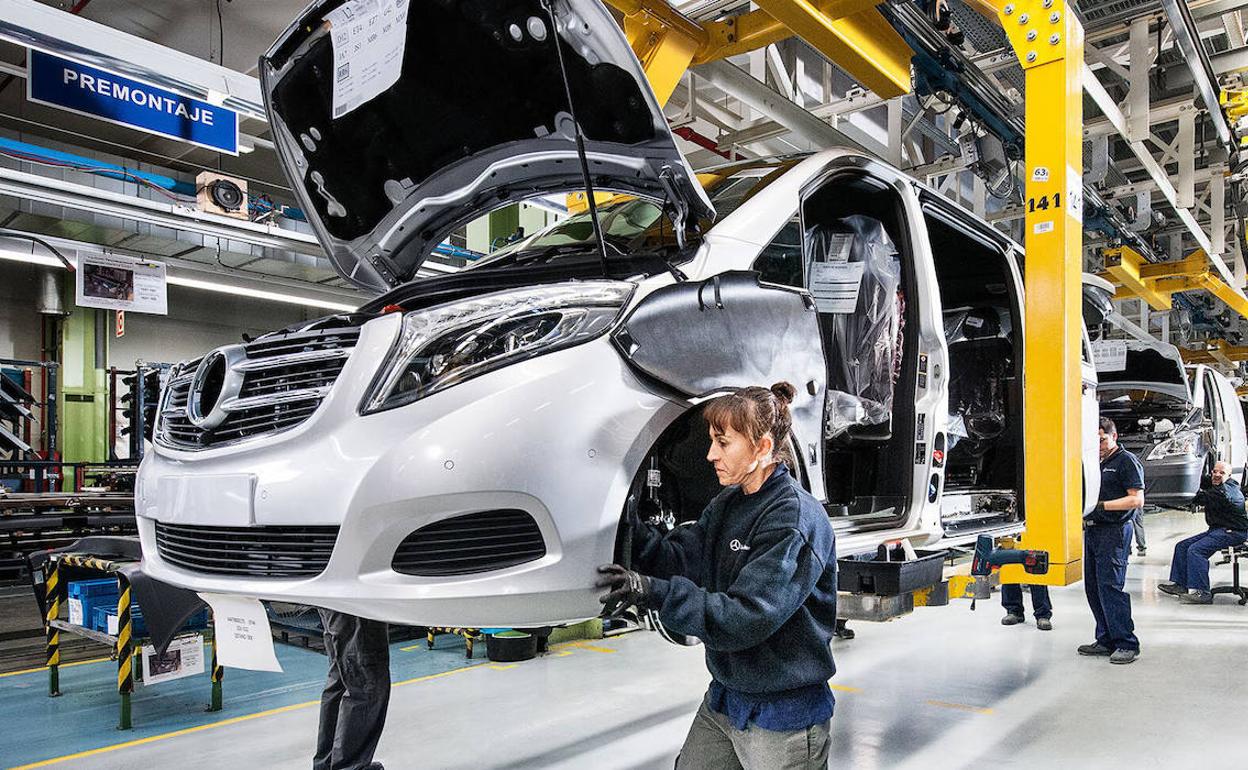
596 564 651 617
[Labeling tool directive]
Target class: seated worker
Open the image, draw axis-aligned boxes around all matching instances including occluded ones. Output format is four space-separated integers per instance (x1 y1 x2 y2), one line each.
1158 460 1248 604
596 382 838 769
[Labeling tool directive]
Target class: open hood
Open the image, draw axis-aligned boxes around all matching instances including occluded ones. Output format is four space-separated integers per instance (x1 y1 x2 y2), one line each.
261 0 714 291
1097 340 1191 401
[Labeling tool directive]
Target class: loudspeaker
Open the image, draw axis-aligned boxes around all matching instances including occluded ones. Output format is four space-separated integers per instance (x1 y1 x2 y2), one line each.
196 171 249 219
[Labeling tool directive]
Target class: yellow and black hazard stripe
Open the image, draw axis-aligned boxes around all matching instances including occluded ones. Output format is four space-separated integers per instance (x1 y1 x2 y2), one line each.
116 583 133 694
116 578 134 729
425 627 481 658
59 554 128 572
45 560 61 696
209 636 223 712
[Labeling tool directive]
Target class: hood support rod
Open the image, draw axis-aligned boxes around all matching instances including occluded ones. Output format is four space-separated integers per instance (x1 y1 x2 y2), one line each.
541 0 611 279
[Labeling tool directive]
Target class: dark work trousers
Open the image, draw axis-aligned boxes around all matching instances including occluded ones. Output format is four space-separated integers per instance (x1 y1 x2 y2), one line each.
1168 528 1248 592
1083 522 1140 652
313 610 391 770
1131 509 1146 550
1001 583 1052 620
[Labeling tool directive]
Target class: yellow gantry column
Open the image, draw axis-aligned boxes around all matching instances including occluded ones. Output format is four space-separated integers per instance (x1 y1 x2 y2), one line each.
996 0 1085 586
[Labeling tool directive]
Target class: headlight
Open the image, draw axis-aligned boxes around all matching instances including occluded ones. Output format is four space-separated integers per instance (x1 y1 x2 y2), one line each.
361 281 634 414
1147 431 1199 460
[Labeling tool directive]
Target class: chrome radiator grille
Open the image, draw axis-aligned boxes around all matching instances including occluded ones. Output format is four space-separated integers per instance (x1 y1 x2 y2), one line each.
156 328 359 450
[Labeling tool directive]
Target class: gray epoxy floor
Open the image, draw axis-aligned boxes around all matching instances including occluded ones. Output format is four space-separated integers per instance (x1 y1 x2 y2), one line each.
50 509 1248 769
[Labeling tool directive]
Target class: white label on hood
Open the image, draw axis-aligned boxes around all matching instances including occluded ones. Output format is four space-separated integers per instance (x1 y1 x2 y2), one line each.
325 0 409 119
1092 339 1128 372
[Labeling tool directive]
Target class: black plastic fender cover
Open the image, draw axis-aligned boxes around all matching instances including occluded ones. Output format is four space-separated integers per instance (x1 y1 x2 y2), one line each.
613 271 826 462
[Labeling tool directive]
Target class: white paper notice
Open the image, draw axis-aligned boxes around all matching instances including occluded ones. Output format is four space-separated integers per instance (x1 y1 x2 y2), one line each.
75 253 168 315
810 261 865 313
1092 339 1128 372
325 0 409 118
199 593 282 672
141 633 205 686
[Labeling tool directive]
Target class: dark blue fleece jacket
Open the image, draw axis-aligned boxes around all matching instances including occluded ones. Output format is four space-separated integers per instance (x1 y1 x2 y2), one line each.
633 465 838 695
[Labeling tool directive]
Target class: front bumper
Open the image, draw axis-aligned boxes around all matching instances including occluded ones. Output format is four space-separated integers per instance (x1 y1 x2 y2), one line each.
1141 453 1203 506
137 314 683 627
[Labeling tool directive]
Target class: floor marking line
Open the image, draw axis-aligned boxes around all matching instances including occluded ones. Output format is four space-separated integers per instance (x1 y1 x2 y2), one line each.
925 699 994 715
830 684 863 693
0 657 112 679
8 663 489 769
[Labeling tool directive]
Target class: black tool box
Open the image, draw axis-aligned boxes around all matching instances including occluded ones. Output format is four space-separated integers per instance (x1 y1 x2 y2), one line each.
837 549 947 595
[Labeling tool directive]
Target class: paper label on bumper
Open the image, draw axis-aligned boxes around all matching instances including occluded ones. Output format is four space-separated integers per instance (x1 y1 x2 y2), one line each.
199 593 282 672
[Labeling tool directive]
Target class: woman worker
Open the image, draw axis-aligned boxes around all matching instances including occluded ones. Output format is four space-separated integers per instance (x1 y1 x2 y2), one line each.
596 382 838 769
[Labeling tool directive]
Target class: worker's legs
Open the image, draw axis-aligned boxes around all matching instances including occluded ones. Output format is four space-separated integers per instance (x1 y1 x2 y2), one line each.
1167 532 1208 588
1087 523 1139 651
313 614 345 770
1083 530 1110 648
1184 529 1248 593
675 695 745 770
1028 585 1052 620
1000 583 1025 618
1131 509 1146 552
727 719 830 770
316 610 391 770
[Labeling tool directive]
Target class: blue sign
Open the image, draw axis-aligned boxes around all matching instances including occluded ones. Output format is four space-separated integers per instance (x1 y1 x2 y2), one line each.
27 49 239 155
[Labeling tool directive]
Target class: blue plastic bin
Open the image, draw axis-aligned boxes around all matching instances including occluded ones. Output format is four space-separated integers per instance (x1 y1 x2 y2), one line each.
68 579 119 629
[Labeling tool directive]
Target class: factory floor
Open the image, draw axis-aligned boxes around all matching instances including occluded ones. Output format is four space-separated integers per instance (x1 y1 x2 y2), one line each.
5 508 1247 769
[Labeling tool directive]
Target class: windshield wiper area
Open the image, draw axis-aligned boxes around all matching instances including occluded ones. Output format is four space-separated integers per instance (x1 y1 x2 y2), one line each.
510 241 622 265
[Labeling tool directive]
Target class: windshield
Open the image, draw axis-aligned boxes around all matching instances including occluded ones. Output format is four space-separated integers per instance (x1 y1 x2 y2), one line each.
469 160 797 276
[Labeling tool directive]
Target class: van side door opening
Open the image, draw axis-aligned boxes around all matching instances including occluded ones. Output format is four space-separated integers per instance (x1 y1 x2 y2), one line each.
800 171 921 526
922 200 1025 536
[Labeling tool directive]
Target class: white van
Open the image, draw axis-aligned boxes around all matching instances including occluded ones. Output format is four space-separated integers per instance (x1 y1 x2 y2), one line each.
135 0 1099 627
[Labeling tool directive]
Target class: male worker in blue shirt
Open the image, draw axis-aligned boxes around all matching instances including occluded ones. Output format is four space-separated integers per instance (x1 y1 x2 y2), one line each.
1078 417 1143 665
1158 460 1248 604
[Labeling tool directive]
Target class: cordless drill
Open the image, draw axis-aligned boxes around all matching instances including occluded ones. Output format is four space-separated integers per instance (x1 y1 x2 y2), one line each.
969 535 1049 610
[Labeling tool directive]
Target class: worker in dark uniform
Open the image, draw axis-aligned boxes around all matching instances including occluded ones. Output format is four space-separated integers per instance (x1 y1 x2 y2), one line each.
313 610 390 770
1158 460 1248 604
597 382 837 769
1000 582 1052 630
1078 417 1143 665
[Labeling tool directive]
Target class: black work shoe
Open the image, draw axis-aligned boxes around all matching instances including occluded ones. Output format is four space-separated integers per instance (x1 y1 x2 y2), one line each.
1158 583 1187 597
1109 649 1139 664
1137 547 1147 556
1036 618 1053 631
1077 643 1112 656
365 763 384 770
1180 590 1214 605
1001 613 1025 626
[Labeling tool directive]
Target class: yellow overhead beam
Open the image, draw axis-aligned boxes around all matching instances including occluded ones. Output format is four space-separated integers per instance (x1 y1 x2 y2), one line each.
1101 245 1248 324
993 0 1085 587
1181 340 1248 364
606 0 912 104
1101 246 1176 311
748 0 911 98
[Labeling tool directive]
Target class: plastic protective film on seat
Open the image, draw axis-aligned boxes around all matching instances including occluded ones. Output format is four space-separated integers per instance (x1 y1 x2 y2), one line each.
807 216 903 439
